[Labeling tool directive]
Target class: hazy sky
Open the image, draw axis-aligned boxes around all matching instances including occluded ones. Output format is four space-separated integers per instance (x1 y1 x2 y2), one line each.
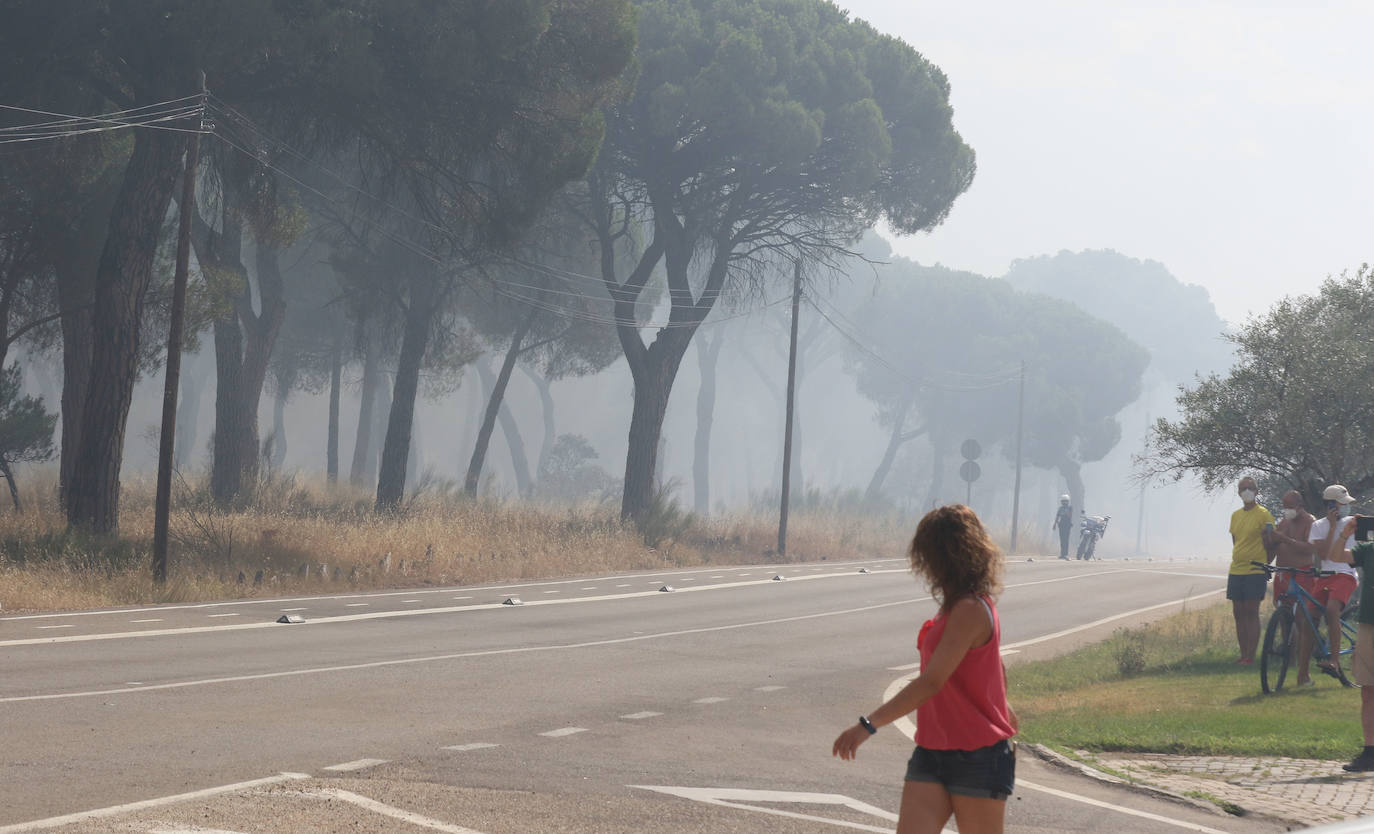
844 1 1373 325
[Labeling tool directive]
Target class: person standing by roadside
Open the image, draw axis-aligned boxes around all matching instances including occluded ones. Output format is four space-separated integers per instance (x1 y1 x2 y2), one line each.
1052 495 1073 560
1306 484 1359 679
1325 512 1374 771
833 504 1018 834
1268 489 1317 685
1228 476 1274 665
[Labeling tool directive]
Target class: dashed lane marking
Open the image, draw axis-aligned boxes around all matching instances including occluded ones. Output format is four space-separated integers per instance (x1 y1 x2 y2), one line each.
279 608 307 612
620 711 662 720
442 743 498 752
539 727 587 738
402 599 421 603
543 590 560 594
754 685 785 692
322 758 388 772
0 773 310 833
35 625 73 630
206 614 239 618
130 619 164 623
345 603 368 607
693 697 729 704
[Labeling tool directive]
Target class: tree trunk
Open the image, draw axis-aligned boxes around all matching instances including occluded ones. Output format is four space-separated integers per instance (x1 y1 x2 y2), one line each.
327 335 342 484
54 167 118 504
270 363 295 471
0 459 22 514
620 330 689 522
522 365 556 482
693 331 723 515
925 430 948 511
211 313 251 500
866 399 923 505
467 312 536 497
349 324 380 487
174 352 206 470
66 128 184 532
376 267 438 510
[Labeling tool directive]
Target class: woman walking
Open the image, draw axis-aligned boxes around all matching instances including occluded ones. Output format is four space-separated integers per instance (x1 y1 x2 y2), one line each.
832 504 1018 834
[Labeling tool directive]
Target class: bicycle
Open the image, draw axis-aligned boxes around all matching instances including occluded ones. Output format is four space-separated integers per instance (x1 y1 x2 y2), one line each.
1251 561 1359 693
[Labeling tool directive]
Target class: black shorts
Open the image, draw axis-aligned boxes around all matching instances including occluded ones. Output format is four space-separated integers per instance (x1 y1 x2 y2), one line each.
1226 572 1267 601
905 739 1016 800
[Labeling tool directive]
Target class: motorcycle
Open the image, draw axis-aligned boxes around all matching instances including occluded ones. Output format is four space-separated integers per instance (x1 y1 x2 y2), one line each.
1077 513 1110 560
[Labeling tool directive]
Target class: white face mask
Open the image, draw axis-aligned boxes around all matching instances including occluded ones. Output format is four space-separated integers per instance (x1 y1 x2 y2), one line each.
1340 504 1354 518
1283 508 1298 521
1240 489 1256 503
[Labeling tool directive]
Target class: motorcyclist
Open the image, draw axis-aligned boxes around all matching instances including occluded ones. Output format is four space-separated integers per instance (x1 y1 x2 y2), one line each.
1053 495 1073 560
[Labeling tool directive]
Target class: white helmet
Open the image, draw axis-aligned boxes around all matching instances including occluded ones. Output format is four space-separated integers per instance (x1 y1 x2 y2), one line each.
1059 494 1070 504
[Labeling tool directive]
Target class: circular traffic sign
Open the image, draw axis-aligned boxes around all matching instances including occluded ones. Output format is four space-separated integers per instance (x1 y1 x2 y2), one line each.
959 460 981 483
961 438 981 460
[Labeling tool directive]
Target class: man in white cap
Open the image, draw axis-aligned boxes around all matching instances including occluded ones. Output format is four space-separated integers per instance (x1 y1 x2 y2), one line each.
1307 484 1359 680
1052 495 1073 560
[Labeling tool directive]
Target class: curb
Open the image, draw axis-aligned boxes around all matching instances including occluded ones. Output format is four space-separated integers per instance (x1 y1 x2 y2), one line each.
1023 743 1293 824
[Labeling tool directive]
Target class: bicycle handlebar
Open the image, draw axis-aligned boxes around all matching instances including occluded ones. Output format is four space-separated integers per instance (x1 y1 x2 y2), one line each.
1249 560 1334 578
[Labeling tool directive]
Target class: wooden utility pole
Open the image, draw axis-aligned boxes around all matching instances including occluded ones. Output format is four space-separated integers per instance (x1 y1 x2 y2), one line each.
1010 360 1025 551
778 260 802 557
152 71 206 584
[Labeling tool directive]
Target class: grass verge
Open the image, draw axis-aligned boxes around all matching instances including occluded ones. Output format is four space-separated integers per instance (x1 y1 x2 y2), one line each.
1013 602 1363 760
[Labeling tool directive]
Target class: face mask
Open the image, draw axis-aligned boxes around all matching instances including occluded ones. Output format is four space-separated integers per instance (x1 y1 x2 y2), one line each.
1340 504 1354 518
1240 489 1256 503
1283 508 1297 521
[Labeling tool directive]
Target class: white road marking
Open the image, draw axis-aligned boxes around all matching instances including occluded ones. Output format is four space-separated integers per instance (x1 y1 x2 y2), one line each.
710 575 724 579
322 758 388 772
754 685 785 692
543 590 560 594
1 572 1141 702
206 614 239 619
442 743 498 752
402 599 421 603
620 711 662 720
693 696 728 704
279 608 307 612
539 727 587 737
125 681 144 686
0 772 309 833
581 587 597 590
35 625 73 630
738 573 752 576
0 556 907 622
130 619 164 623
293 788 487 833
345 603 368 607
1017 779 1228 833
616 584 630 588
633 786 903 833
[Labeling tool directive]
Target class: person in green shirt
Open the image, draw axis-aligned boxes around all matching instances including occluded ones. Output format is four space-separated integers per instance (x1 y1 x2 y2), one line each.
1329 513 1374 771
1228 476 1274 665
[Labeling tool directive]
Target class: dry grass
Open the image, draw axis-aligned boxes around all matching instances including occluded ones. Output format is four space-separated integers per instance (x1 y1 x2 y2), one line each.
0 470 908 614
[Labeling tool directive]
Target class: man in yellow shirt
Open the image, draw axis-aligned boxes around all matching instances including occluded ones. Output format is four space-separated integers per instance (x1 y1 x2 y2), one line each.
1229 476 1275 665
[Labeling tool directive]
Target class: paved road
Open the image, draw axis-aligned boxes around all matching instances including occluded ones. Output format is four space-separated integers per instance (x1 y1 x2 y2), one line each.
1 556 1285 833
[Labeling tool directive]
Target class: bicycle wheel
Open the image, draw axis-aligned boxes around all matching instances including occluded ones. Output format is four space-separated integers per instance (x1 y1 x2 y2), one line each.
1261 606 1293 694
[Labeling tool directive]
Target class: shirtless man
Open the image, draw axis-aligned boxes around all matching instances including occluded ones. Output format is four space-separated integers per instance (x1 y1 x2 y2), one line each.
1269 490 1316 684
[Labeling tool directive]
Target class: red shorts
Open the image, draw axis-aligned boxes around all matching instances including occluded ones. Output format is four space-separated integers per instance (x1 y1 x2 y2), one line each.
1309 573 1357 610
1273 571 1315 605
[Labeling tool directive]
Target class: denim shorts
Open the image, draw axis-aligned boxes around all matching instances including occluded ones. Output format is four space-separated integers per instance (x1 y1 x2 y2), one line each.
905 739 1016 800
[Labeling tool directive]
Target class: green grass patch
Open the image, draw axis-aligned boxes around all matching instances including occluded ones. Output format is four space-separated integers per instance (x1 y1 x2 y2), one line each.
1012 602 1363 760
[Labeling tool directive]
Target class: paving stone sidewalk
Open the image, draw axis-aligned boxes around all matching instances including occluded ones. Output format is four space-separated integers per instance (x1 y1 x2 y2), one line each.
1081 750 1374 827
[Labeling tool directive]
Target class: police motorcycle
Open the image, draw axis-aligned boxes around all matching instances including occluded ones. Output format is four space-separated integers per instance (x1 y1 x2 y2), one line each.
1076 512 1110 560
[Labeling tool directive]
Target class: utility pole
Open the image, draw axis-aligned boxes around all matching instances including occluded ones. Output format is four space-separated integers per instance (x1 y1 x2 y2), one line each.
777 259 802 558
152 70 206 584
1010 360 1025 552
1136 412 1149 555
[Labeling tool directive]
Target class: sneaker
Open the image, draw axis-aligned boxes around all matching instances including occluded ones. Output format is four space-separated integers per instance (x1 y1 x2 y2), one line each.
1343 752 1374 772
1296 679 1316 688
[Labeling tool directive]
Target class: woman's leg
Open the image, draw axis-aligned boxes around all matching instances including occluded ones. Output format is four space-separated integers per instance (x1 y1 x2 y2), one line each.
896 780 953 834
949 793 1008 834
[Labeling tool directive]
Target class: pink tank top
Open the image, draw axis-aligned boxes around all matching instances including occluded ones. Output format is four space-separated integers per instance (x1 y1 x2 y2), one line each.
915 595 1016 750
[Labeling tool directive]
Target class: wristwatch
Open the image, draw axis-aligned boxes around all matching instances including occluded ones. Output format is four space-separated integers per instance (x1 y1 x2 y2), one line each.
859 716 877 735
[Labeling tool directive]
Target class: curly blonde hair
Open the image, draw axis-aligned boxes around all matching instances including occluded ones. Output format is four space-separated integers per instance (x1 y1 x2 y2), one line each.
909 504 1003 611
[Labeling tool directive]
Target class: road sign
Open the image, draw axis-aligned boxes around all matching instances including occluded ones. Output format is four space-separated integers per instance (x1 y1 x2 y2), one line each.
961 438 981 460
959 460 981 483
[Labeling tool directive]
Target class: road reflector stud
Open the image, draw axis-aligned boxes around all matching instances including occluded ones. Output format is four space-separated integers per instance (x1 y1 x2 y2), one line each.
772 574 784 581
659 585 675 592
276 614 305 624
503 597 523 606
858 567 869 574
